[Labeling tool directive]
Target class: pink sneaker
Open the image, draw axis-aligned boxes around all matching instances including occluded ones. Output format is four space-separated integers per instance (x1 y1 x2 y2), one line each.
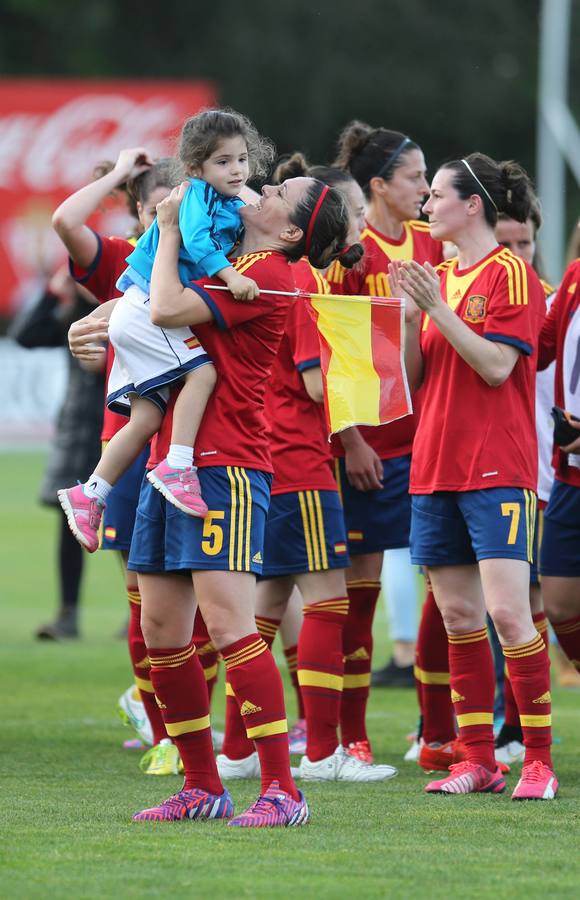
146 460 208 518
132 786 233 822
288 719 307 754
57 484 104 552
511 760 558 800
227 780 309 828
425 761 506 795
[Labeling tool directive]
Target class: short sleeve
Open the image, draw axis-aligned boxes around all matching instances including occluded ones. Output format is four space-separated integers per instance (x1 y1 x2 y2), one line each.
286 299 321 372
483 259 543 356
70 234 132 303
187 280 274 331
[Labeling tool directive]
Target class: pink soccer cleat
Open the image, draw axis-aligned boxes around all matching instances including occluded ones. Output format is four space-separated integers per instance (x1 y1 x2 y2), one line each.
425 761 506 795
511 760 558 801
132 786 233 822
57 484 104 552
146 461 208 518
227 780 309 828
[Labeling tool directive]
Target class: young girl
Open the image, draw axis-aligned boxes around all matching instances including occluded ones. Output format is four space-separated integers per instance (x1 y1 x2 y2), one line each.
58 109 274 551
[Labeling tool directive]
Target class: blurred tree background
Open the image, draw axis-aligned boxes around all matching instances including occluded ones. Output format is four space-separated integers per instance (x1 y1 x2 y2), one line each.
1 0 579 227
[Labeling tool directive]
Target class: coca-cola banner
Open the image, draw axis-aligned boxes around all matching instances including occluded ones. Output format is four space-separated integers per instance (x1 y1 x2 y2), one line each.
0 79 216 317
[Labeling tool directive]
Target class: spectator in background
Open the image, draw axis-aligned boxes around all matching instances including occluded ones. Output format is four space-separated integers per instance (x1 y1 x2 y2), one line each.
10 266 104 639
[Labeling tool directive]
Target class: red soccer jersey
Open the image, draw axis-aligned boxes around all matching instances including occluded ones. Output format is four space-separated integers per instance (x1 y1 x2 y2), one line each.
70 233 136 440
265 258 336 495
326 219 443 460
410 246 545 494
149 251 294 472
538 258 580 488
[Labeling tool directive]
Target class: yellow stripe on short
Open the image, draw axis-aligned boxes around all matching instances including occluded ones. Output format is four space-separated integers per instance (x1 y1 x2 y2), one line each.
413 665 450 686
240 467 253 571
456 712 494 727
227 466 237 570
313 491 329 569
245 718 288 740
298 491 315 571
305 491 322 570
134 676 154 693
342 673 371 689
165 715 211 737
297 669 343 691
520 714 551 728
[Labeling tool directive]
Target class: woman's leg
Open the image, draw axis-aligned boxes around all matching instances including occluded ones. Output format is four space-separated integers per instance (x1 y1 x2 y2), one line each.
481 559 553 771
139 571 224 796
375 547 418 682
36 511 83 640
294 568 349 763
542 575 580 673
195 570 300 801
427 564 498 774
278 586 306 721
340 551 383 749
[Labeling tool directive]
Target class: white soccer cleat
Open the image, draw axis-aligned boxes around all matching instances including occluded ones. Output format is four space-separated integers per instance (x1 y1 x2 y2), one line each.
495 740 526 766
211 728 225 752
299 745 398 782
117 685 153 746
216 750 261 779
404 739 421 762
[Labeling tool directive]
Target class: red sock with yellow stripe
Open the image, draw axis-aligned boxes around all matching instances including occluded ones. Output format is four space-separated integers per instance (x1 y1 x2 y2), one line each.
503 632 552 768
283 644 305 718
255 615 281 649
340 580 380 746
147 641 223 794
298 597 349 761
222 633 299 800
551 614 580 674
127 586 168 745
416 590 455 745
192 609 219 704
503 612 549 731
448 627 496 771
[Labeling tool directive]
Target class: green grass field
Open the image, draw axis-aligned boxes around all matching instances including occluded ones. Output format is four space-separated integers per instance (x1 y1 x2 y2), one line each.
2 452 579 899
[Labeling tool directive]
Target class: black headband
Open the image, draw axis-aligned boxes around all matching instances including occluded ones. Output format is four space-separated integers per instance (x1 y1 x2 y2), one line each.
376 137 412 180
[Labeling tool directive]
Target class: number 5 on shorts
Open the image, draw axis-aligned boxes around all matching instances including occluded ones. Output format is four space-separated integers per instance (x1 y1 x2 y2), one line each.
202 511 225 556
501 502 520 545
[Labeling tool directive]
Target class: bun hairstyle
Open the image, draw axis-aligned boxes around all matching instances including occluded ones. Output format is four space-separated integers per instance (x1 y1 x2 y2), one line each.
274 153 363 269
442 153 536 228
334 119 420 197
286 179 364 270
179 107 275 179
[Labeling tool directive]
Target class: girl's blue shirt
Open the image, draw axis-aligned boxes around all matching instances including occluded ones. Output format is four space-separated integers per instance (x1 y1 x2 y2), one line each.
118 177 244 293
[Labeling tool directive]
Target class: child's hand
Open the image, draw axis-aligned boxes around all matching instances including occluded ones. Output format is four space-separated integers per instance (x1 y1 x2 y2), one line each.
223 270 260 301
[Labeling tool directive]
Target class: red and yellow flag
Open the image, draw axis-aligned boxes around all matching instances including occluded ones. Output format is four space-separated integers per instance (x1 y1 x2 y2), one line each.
308 293 412 435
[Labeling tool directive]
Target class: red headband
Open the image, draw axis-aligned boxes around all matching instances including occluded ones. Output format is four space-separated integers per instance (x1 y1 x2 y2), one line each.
304 184 330 253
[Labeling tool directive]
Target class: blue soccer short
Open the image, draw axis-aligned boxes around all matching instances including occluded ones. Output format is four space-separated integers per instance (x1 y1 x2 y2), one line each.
410 487 537 567
128 466 271 575
540 479 580 577
261 489 350 579
100 443 150 551
334 454 411 555
530 506 544 586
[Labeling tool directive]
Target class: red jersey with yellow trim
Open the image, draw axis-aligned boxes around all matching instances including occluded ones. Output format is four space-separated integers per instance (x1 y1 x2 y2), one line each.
538 258 580 488
265 258 336 495
326 219 443 460
149 251 294 472
410 246 545 494
70 233 136 441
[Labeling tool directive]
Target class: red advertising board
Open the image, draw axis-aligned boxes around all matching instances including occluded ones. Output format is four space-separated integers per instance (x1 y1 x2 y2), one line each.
0 79 216 317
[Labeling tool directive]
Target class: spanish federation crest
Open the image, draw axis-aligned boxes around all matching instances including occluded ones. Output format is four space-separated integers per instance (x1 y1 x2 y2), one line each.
464 294 488 323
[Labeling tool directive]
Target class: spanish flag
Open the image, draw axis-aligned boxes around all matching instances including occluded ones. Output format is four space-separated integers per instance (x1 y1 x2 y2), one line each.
308 294 412 436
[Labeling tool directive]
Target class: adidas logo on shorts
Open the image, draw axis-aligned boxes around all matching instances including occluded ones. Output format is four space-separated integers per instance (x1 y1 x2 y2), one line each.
252 551 263 564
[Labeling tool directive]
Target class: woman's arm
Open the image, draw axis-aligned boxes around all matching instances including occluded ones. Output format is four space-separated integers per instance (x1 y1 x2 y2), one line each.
149 182 215 329
52 148 153 267
301 366 324 404
389 260 424 391
398 261 519 387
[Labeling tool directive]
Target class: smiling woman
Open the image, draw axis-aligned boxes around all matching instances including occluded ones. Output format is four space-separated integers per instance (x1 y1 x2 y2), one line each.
390 152 558 801
68 171 356 828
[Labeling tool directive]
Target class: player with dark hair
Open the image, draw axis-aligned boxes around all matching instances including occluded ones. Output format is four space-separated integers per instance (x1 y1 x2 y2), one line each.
325 121 443 763
392 152 556 800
